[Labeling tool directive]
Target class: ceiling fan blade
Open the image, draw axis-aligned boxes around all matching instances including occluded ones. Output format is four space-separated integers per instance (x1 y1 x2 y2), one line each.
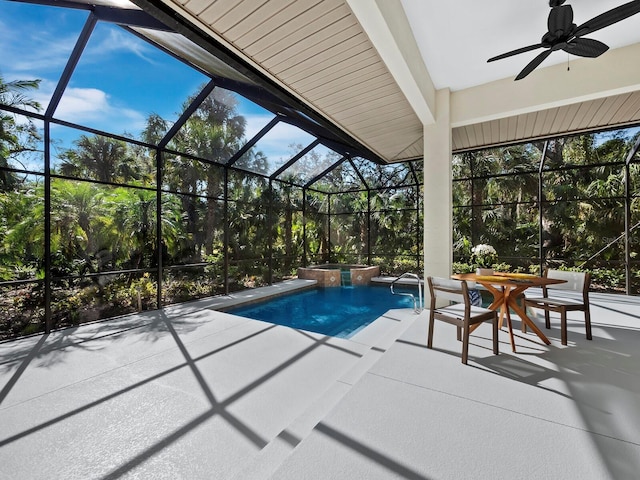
515 50 552 80
575 0 640 37
563 38 609 58
487 44 543 62
548 4 574 36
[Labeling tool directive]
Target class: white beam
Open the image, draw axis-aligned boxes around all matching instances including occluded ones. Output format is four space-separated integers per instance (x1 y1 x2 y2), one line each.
347 0 436 125
451 42 640 128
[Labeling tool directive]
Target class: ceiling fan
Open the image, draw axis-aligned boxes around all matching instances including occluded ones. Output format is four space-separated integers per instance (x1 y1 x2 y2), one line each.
487 0 640 80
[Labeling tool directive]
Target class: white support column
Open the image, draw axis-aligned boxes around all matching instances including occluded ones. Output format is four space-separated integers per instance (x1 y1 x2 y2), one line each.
346 0 436 125
424 89 452 280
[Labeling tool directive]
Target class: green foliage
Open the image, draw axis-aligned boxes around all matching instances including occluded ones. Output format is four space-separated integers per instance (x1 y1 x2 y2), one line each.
588 267 625 290
54 293 83 324
374 256 420 276
128 273 157 310
491 262 513 273
452 261 529 275
452 262 474 274
0 75 41 111
528 264 541 276
0 262 38 281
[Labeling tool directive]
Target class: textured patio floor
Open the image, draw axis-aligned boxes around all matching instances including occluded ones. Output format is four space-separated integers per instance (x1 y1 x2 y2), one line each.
1 282 639 479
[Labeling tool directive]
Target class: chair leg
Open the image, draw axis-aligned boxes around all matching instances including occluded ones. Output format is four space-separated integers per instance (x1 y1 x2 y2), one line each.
427 315 435 349
560 309 567 346
544 310 550 329
584 307 592 340
505 309 516 352
492 315 499 355
461 322 470 364
456 326 462 341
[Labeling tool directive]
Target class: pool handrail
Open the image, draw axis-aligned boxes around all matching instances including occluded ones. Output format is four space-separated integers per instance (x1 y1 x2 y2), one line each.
390 273 423 314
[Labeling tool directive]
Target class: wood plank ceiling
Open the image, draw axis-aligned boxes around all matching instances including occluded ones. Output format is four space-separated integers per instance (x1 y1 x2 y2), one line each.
452 90 640 153
159 0 424 163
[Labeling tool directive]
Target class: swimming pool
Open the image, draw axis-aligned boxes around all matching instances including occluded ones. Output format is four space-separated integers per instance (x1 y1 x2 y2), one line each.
227 285 416 338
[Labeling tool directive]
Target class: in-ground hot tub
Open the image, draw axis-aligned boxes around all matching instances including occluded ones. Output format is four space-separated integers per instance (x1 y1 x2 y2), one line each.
297 264 380 287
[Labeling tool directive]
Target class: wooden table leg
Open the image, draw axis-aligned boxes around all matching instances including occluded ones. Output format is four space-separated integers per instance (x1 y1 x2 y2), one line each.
504 305 516 352
500 286 519 352
486 290 504 310
491 284 546 352
508 297 551 345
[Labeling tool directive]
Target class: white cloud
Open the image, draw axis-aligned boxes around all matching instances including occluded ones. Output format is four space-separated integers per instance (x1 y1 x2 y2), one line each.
55 87 110 119
0 16 158 80
0 17 78 76
50 87 146 138
85 28 157 65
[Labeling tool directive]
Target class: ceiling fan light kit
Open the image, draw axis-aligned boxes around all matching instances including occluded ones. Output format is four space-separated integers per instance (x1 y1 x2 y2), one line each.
487 0 640 80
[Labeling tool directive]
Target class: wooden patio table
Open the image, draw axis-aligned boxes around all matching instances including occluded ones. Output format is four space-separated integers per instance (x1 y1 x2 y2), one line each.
451 272 566 352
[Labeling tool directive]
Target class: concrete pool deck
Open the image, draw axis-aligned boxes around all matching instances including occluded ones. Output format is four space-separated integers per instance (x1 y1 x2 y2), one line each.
1 282 639 479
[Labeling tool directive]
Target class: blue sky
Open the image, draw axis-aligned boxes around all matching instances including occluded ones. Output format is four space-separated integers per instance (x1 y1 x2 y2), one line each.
0 0 317 170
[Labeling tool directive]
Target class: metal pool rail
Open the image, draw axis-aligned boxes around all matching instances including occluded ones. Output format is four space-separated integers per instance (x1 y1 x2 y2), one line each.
390 273 423 314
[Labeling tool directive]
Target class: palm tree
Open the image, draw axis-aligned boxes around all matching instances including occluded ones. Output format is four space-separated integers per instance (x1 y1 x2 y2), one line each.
57 134 139 184
49 180 116 275
156 87 249 260
0 180 44 279
0 75 41 110
0 75 42 190
110 187 157 269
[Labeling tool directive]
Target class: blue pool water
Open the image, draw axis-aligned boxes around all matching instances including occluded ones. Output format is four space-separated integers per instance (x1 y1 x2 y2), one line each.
227 285 416 338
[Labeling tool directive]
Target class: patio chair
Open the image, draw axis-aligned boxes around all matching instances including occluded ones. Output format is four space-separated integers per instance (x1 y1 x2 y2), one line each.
523 269 592 346
427 276 499 364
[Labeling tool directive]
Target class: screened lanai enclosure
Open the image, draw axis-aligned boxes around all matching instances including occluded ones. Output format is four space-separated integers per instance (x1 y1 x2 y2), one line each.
0 0 423 339
453 129 640 295
3 0 640 342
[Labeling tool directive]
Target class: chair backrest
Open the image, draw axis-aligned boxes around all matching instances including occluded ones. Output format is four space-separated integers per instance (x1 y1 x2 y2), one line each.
427 276 469 305
545 269 590 294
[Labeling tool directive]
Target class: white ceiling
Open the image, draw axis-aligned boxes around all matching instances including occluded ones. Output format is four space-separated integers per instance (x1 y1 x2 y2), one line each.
400 0 640 91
